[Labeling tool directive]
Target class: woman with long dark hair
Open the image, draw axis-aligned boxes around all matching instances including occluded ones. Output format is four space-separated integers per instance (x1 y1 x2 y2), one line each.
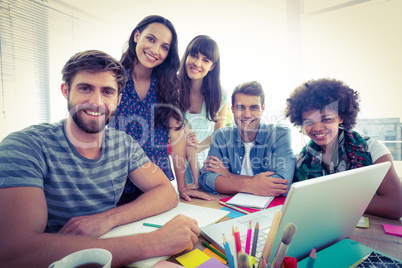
110 15 184 204
171 35 228 200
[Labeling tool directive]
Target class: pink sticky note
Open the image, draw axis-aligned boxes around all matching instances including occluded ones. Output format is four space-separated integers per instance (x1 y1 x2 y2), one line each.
196 257 228 268
383 223 402 237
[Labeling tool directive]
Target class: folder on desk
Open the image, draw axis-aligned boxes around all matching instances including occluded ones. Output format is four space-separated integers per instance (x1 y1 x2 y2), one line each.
297 239 402 268
219 196 286 214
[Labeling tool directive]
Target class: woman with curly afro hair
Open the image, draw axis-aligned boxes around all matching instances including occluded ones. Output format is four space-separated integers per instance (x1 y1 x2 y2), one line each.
285 78 402 219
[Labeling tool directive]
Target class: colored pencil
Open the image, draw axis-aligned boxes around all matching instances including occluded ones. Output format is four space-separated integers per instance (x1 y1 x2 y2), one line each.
234 226 242 256
202 241 227 261
219 201 251 214
251 222 260 257
223 234 235 268
260 256 268 268
257 210 282 268
245 221 252 254
270 223 297 268
306 247 316 268
142 223 163 228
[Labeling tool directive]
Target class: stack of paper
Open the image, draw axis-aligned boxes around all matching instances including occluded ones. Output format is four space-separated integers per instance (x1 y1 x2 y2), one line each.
226 193 274 209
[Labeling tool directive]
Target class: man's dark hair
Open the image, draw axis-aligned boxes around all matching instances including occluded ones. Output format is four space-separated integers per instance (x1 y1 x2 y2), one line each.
62 50 127 94
231 81 265 107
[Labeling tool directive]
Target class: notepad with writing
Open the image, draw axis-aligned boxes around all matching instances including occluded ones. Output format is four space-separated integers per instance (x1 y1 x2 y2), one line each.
226 193 274 209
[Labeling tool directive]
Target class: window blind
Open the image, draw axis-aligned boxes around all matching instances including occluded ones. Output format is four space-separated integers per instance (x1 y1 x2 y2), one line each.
0 0 104 141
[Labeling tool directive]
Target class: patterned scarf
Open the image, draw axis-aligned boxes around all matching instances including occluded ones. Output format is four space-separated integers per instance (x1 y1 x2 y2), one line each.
295 129 373 181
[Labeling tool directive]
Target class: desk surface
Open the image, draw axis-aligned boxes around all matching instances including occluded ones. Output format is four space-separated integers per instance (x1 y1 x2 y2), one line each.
166 192 402 265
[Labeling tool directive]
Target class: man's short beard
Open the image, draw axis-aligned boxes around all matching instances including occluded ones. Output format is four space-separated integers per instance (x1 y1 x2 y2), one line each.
68 103 113 134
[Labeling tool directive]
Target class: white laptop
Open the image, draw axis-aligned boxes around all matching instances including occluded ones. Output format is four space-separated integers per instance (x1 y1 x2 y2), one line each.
200 162 391 263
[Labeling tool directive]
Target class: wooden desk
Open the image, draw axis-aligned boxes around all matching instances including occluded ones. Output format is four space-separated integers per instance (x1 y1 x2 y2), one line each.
167 193 402 264
350 214 402 260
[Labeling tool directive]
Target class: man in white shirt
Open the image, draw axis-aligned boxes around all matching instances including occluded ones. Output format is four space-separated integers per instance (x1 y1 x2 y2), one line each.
199 81 296 196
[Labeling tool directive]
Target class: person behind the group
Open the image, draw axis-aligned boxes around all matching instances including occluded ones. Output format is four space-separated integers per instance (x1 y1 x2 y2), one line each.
0 50 200 267
170 35 228 198
284 77 402 219
199 81 296 195
109 15 212 203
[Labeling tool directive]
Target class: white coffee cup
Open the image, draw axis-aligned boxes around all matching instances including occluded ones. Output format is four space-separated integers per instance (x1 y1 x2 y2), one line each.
48 248 112 268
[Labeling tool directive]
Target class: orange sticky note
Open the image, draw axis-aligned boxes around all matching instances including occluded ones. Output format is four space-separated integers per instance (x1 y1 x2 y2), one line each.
202 244 227 264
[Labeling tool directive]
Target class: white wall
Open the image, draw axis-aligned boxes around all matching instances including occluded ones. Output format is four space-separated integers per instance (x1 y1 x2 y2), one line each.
2 0 401 154
63 0 402 153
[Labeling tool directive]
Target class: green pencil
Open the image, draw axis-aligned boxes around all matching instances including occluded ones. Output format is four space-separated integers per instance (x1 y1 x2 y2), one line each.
143 222 163 228
202 241 228 261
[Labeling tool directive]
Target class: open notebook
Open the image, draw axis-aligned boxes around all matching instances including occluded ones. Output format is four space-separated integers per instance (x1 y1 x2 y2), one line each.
100 202 229 268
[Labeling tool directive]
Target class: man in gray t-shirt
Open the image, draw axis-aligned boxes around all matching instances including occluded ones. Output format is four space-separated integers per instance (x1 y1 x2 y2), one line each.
0 50 199 267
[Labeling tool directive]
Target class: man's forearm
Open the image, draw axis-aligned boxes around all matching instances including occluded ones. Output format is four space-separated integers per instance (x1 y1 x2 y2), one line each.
214 175 252 194
105 183 178 229
2 227 174 268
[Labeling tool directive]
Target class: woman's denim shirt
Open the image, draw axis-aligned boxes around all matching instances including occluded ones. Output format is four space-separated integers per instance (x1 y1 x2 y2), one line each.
199 123 296 194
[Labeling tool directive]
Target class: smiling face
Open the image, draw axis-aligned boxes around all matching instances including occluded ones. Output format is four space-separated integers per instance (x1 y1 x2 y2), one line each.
62 70 121 134
232 93 265 142
302 108 343 151
134 22 172 69
185 52 215 81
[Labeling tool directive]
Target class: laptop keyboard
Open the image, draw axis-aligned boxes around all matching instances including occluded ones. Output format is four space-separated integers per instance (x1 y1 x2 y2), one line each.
239 228 269 262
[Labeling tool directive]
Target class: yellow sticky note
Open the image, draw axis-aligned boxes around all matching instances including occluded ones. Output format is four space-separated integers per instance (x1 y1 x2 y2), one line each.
356 216 369 228
176 249 211 268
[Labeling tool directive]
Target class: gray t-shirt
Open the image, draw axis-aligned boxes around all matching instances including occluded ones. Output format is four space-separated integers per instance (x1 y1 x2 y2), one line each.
0 120 149 233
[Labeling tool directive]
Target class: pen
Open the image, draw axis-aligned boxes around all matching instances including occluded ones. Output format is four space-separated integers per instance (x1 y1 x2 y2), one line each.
251 222 259 257
245 221 252 255
142 223 163 228
223 234 235 268
202 241 228 261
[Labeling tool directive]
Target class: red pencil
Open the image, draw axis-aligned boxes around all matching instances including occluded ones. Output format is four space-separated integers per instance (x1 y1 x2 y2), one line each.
233 226 242 255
